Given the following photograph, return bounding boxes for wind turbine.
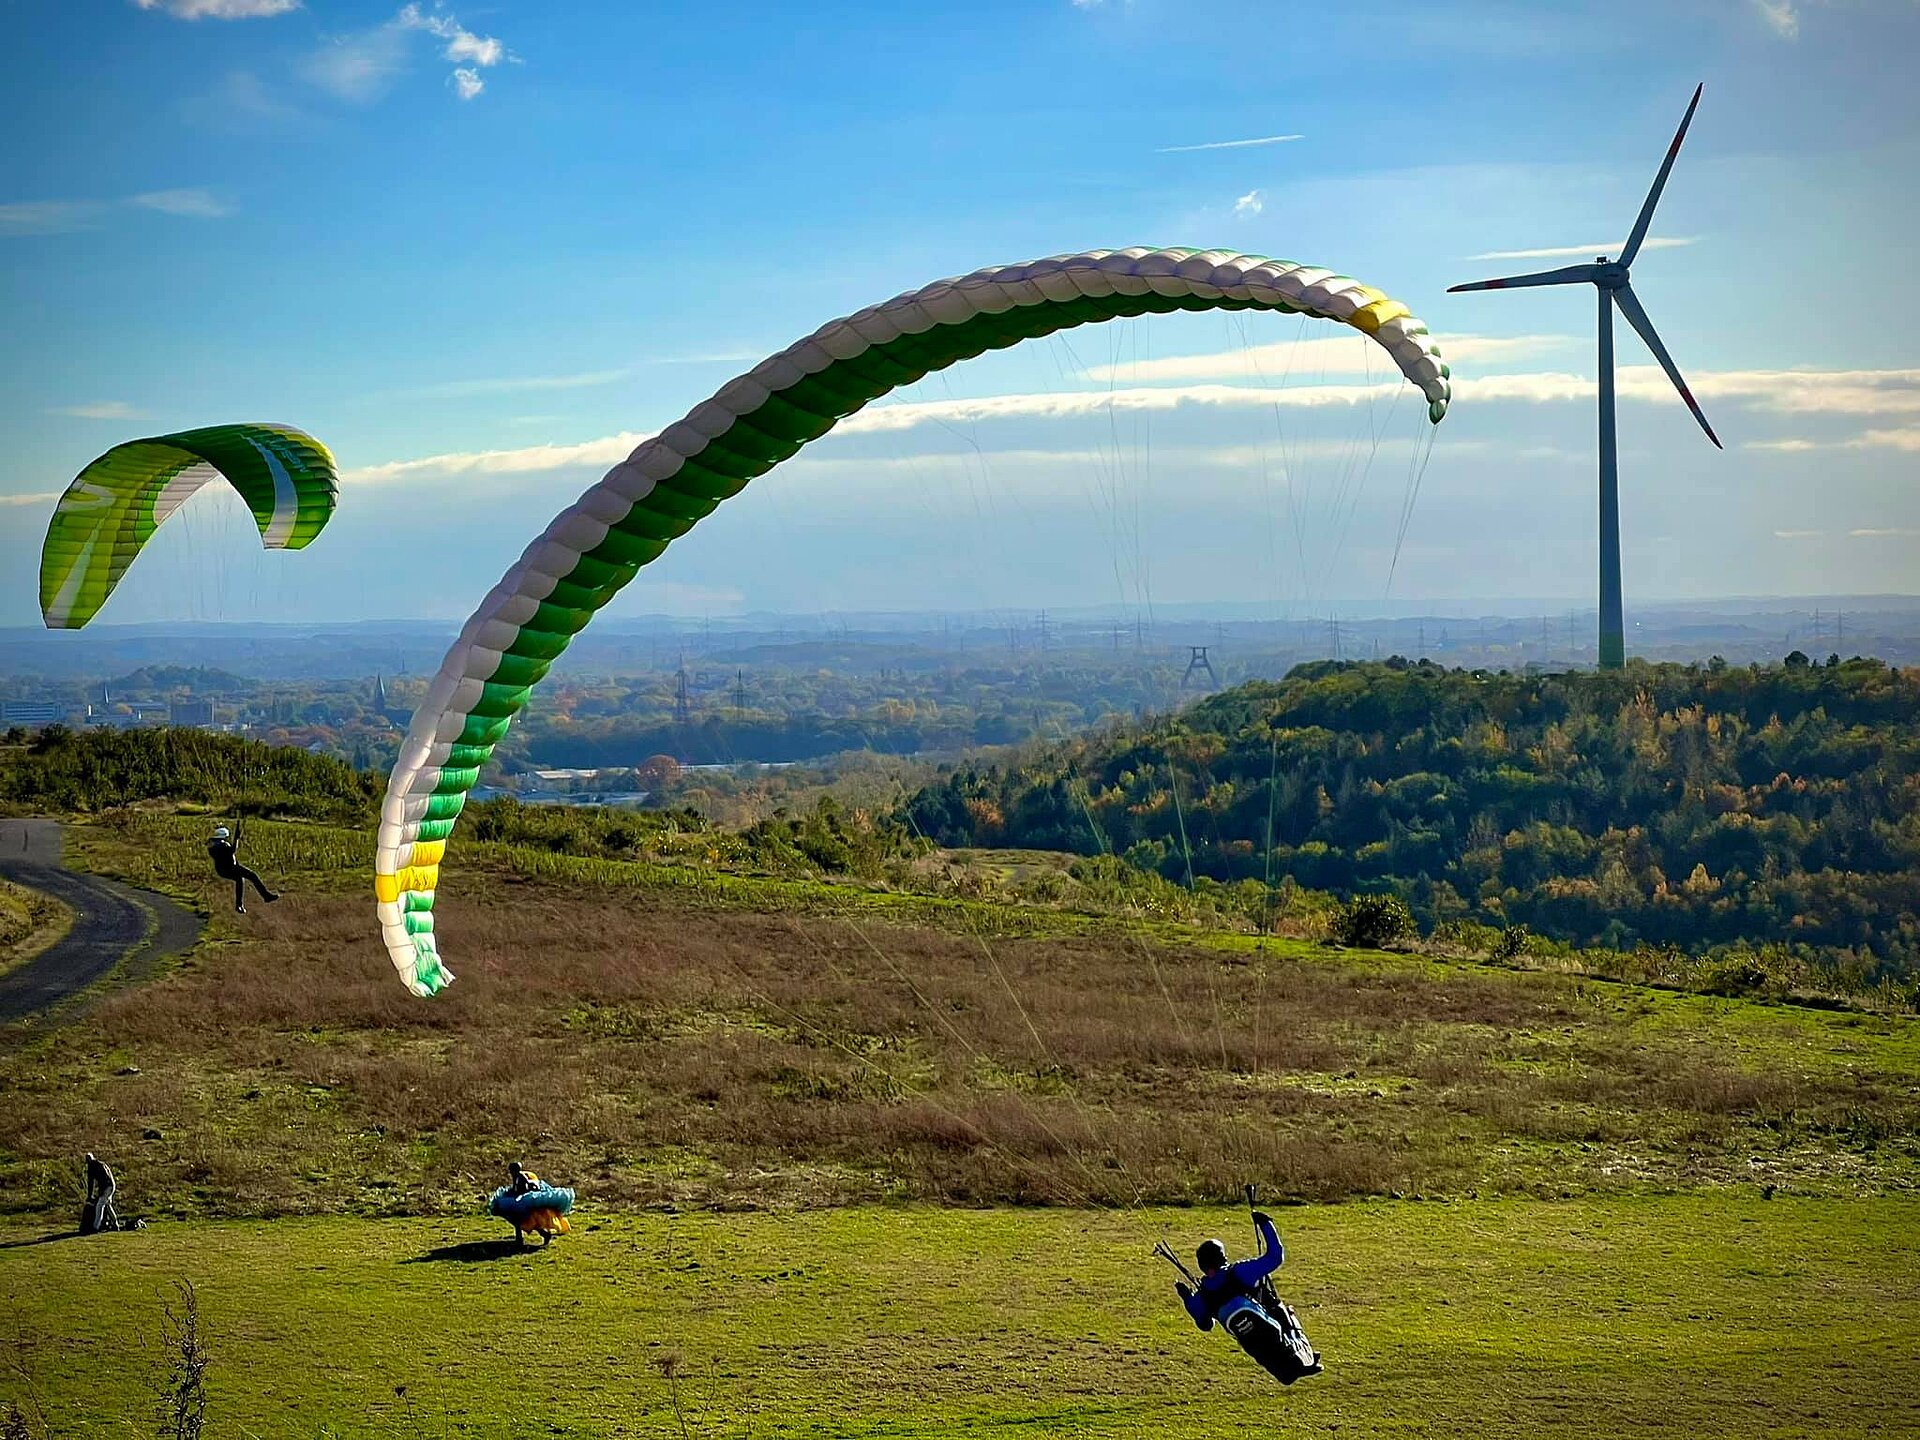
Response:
[1450,84,1721,670]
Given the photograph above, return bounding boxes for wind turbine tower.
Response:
[1451,85,1721,670]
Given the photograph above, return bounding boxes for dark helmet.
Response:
[1196,1238,1227,1272]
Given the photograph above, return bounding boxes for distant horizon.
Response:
[3,591,1918,639]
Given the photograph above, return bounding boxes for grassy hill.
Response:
[903,658,1920,998]
[2,812,1914,1220]
[1,788,1914,1434]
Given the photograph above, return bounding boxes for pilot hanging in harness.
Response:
[1158,1187,1323,1385]
[206,825,278,914]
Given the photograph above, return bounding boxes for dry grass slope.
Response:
[1,812,1914,1218]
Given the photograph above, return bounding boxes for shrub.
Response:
[1332,893,1417,949]
[1494,924,1533,962]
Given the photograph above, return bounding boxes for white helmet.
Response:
[213,826,231,840]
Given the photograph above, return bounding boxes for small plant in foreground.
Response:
[154,1280,209,1440]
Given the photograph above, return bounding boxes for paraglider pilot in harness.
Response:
[1157,1187,1322,1385]
[207,825,277,914]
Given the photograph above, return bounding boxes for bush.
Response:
[1332,893,1417,949]
[1494,924,1533,962]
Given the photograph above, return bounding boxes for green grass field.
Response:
[4,1197,1915,1438]
[3,811,1917,1435]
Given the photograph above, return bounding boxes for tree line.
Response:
[899,656,1920,987]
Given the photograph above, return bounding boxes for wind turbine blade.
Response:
[1615,282,1721,448]
[1619,84,1703,269]
[1448,263,1601,293]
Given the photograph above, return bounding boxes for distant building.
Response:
[372,674,409,726]
[169,699,215,727]
[127,702,169,725]
[1,701,63,728]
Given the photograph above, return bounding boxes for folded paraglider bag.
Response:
[488,1185,575,1235]
[1225,1306,1317,1385]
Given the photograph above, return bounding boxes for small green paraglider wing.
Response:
[40,423,338,629]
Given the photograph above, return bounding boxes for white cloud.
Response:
[1083,334,1573,385]
[642,349,766,366]
[1750,426,1920,454]
[4,190,236,237]
[1849,528,1919,538]
[398,369,631,400]
[303,6,509,104]
[133,0,299,17]
[1455,365,1920,417]
[302,23,410,102]
[1852,427,1920,451]
[48,401,142,420]
[0,201,102,236]
[342,431,656,485]
[1753,0,1800,38]
[1158,134,1303,154]
[1773,529,1824,539]
[128,187,233,218]
[398,4,510,96]
[0,491,62,508]
[1465,237,1697,262]
[333,363,1920,489]
[1233,189,1264,219]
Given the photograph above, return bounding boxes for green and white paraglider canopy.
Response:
[39,423,338,629]
[374,247,1454,997]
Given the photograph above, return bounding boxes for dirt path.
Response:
[0,819,201,1024]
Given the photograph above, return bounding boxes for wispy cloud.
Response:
[398,369,632,400]
[336,363,1920,487]
[396,3,510,99]
[1157,134,1303,154]
[0,491,62,509]
[1753,0,1800,38]
[0,201,102,236]
[343,424,1468,491]
[133,0,299,17]
[1233,189,1264,219]
[305,6,511,104]
[189,69,303,126]
[343,431,656,485]
[302,22,410,102]
[1850,527,1919,538]
[1773,529,1824,539]
[1083,334,1573,385]
[48,401,142,420]
[398,4,503,65]
[1465,237,1698,261]
[642,349,766,367]
[4,189,235,238]
[1459,365,1920,417]
[1749,426,1920,453]
[129,187,233,218]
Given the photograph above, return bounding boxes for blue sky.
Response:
[2,0,1916,627]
